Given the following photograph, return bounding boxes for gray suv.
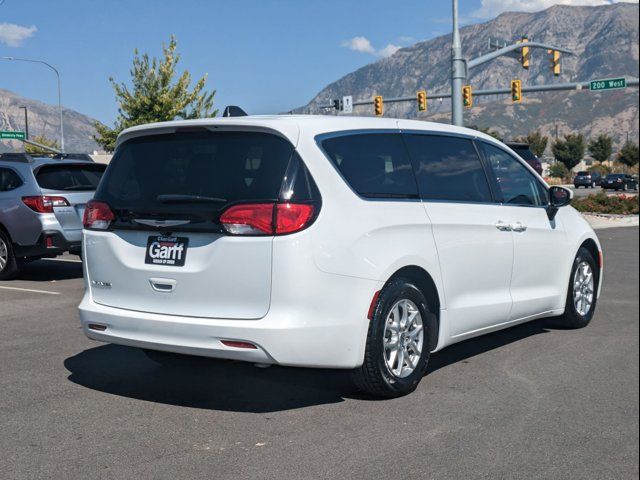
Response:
[0,153,106,279]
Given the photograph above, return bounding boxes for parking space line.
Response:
[0,285,61,295]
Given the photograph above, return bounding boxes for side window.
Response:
[0,168,23,192]
[320,133,418,198]
[480,142,547,206]
[403,134,493,203]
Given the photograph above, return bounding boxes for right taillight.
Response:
[83,200,114,230]
[219,202,315,236]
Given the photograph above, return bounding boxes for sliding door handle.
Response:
[495,221,512,232]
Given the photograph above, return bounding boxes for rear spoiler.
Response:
[0,153,94,163]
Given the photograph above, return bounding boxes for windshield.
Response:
[36,163,106,191]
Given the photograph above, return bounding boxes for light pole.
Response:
[1,56,64,152]
[451,0,465,126]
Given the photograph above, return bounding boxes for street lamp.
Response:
[1,56,64,152]
[19,106,29,140]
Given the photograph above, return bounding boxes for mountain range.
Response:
[0,88,100,153]
[295,3,640,149]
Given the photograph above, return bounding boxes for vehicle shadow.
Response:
[64,319,551,413]
[16,258,83,282]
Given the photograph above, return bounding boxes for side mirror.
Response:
[546,186,572,221]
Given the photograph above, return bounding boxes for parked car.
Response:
[574,170,602,188]
[601,173,639,191]
[504,142,543,176]
[79,116,602,398]
[0,153,106,279]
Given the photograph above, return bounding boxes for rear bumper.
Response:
[14,230,80,259]
[79,274,380,369]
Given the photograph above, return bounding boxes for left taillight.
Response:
[219,202,315,236]
[83,200,114,230]
[22,196,69,213]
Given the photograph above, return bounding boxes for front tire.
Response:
[353,278,431,398]
[0,230,19,280]
[551,247,598,329]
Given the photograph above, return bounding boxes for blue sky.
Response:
[0,0,635,124]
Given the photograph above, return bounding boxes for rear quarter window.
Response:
[36,163,106,191]
[319,133,418,198]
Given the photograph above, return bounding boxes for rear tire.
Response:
[550,247,598,329]
[0,230,19,280]
[353,278,431,398]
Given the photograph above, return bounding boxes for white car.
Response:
[79,115,602,398]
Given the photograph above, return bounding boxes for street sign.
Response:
[342,96,353,114]
[589,77,626,91]
[0,131,26,140]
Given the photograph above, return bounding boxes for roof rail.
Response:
[0,153,34,163]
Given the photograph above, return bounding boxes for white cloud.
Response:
[342,36,402,58]
[472,0,638,18]
[342,36,376,54]
[377,44,401,58]
[0,23,37,47]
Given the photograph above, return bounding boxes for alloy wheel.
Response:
[0,237,8,272]
[573,261,594,317]
[383,299,424,378]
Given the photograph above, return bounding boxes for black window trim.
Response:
[474,139,550,209]
[0,166,25,192]
[315,129,421,203]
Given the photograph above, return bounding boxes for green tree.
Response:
[517,130,548,158]
[587,134,613,164]
[94,36,217,152]
[617,141,639,168]
[552,133,585,171]
[24,135,60,154]
[548,162,569,180]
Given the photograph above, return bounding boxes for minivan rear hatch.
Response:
[86,129,313,319]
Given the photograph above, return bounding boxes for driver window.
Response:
[480,143,547,206]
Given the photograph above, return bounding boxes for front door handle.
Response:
[495,221,512,232]
[511,221,527,232]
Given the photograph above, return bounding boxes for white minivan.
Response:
[79,116,602,397]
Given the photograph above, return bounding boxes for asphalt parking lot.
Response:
[570,185,639,198]
[1,227,638,480]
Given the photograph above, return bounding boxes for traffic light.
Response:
[417,90,427,112]
[548,49,561,76]
[520,36,530,69]
[462,86,472,108]
[374,95,383,116]
[511,79,522,103]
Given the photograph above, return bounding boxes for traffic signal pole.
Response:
[451,0,465,126]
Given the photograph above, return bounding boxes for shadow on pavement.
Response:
[65,319,550,412]
[16,258,83,282]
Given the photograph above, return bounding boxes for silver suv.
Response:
[0,153,106,279]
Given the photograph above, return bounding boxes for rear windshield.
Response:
[607,174,625,179]
[509,146,538,163]
[95,131,296,213]
[577,171,589,176]
[36,163,106,191]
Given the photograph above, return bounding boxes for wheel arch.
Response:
[385,265,441,352]
[579,237,601,283]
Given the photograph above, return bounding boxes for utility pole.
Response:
[19,106,29,140]
[451,0,465,126]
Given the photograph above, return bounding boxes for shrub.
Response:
[548,162,569,180]
[572,192,639,215]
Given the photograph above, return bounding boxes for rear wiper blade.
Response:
[156,194,228,204]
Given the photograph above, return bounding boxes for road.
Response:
[569,185,639,198]
[1,228,638,480]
